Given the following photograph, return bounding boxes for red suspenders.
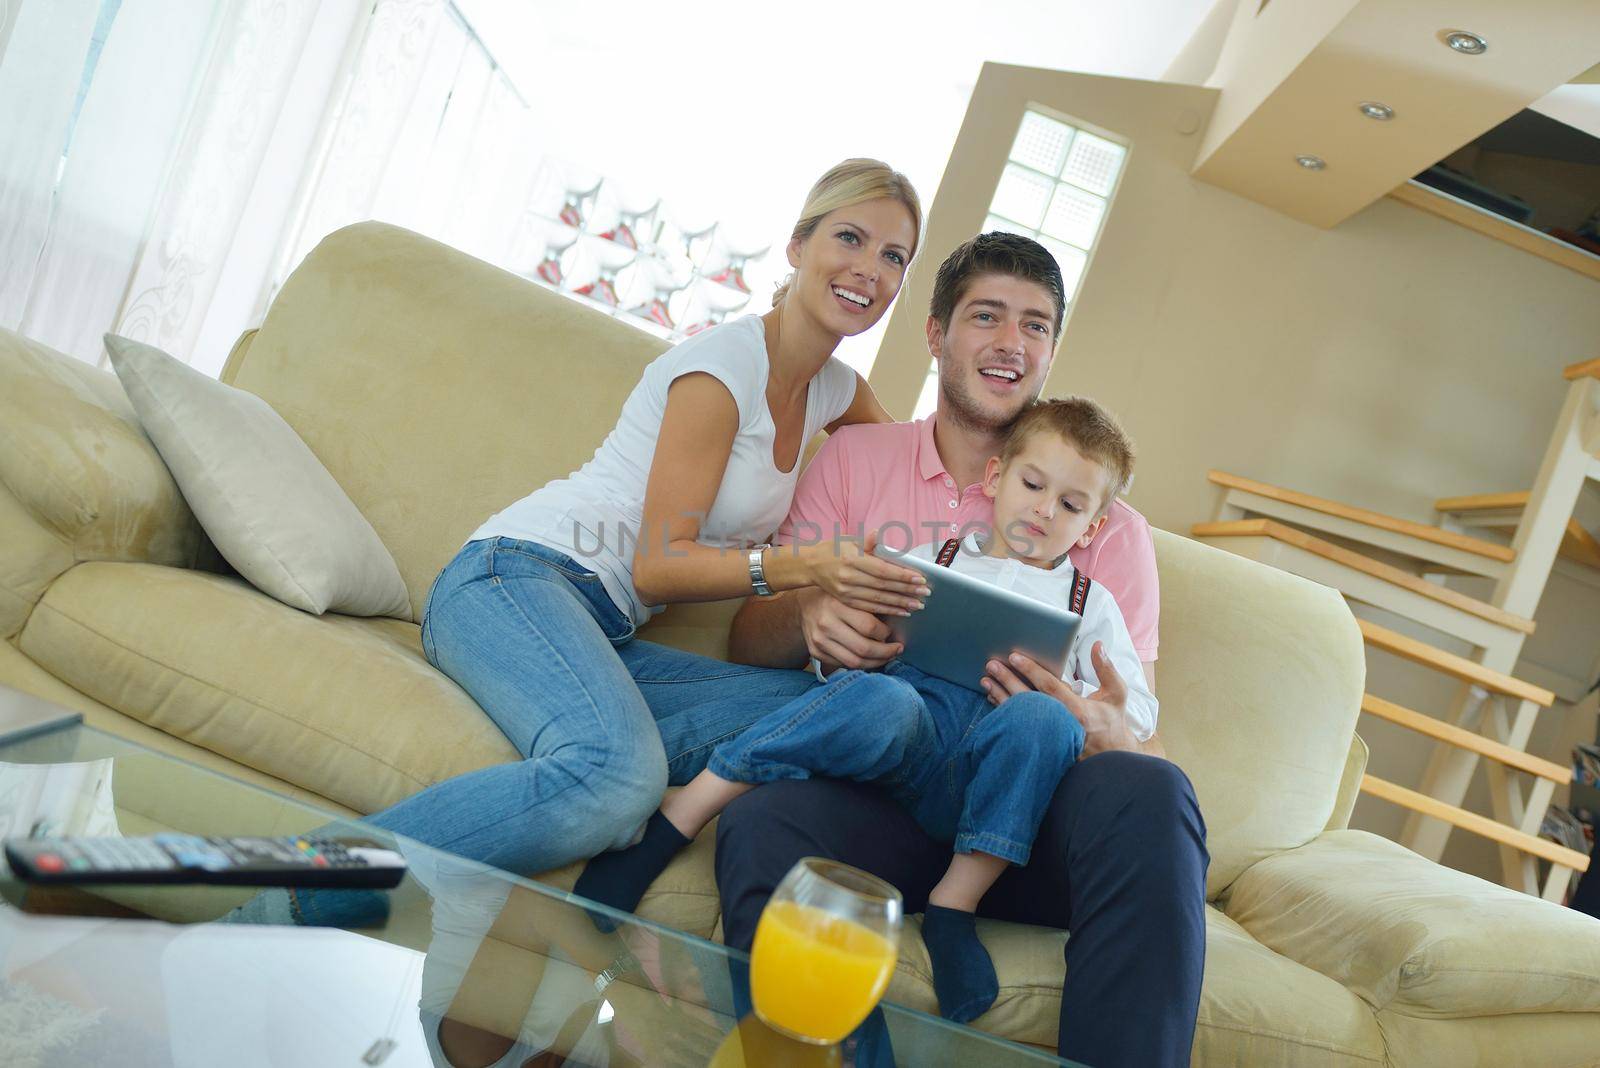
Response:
[1069,568,1092,616]
[932,538,1093,616]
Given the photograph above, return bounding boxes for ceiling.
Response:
[1182,0,1600,227]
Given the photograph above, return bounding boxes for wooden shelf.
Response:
[1192,518,1535,634]
[1357,618,1555,706]
[1434,491,1529,513]
[1361,774,1589,871]
[1435,490,1600,570]
[1388,181,1600,287]
[1360,693,1571,783]
[1208,471,1513,562]
[1564,356,1600,382]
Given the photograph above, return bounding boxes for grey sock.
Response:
[218,887,297,925]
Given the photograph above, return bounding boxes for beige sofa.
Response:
[4,222,1599,1065]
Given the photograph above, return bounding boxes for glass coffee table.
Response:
[0,685,1075,1066]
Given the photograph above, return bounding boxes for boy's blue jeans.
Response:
[708,661,1086,865]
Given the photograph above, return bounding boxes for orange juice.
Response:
[750,900,898,1044]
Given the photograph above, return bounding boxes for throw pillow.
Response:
[104,334,412,620]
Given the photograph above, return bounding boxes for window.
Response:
[913,108,1127,418]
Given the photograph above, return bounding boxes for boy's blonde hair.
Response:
[771,158,922,307]
[1000,396,1136,518]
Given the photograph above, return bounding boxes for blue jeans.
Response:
[361,537,819,875]
[708,661,1085,865]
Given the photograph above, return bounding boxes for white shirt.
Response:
[908,532,1159,741]
[472,315,858,627]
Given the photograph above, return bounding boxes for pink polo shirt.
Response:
[774,416,1160,661]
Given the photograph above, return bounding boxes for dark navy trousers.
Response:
[715,751,1208,1067]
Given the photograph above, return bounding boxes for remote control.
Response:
[3,834,407,889]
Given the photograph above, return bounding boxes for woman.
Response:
[383,159,927,878]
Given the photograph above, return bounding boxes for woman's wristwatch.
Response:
[747,543,774,596]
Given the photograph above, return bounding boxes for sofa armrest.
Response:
[0,328,202,634]
[1323,734,1369,832]
[1221,828,1600,1019]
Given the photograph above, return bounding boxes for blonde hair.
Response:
[1001,396,1136,518]
[771,158,922,308]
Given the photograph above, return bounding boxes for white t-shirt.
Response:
[472,315,858,627]
[907,532,1159,741]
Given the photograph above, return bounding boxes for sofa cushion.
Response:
[1149,529,1366,898]
[1224,828,1600,1018]
[224,222,670,622]
[0,638,356,816]
[19,561,518,814]
[1375,1008,1600,1068]
[1193,907,1386,1065]
[104,335,411,620]
[871,905,1385,1060]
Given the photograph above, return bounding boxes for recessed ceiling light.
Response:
[1359,101,1395,121]
[1442,30,1488,55]
[1296,155,1327,171]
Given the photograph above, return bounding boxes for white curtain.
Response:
[274,0,452,286]
[115,0,324,364]
[2,0,538,371]
[0,0,363,369]
[272,0,540,295]
[0,0,102,329]
[12,0,225,364]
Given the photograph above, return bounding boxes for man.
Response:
[719,233,1208,1067]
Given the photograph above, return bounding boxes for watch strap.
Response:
[748,545,774,596]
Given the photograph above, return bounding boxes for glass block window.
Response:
[915,109,1127,418]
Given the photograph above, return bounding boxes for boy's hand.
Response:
[981,642,1139,757]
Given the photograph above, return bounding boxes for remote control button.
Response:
[34,854,64,873]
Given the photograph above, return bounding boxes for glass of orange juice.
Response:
[749,857,902,1045]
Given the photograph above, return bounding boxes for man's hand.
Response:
[797,587,903,671]
[982,642,1145,757]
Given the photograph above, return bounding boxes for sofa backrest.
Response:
[232,223,1366,897]
[225,222,671,621]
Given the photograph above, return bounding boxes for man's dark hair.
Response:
[929,231,1066,339]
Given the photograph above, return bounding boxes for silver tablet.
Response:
[874,547,1080,691]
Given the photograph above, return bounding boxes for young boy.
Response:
[576,396,1157,1023]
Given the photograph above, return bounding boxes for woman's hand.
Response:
[796,529,929,617]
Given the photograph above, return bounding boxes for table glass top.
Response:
[0,689,1074,1066]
